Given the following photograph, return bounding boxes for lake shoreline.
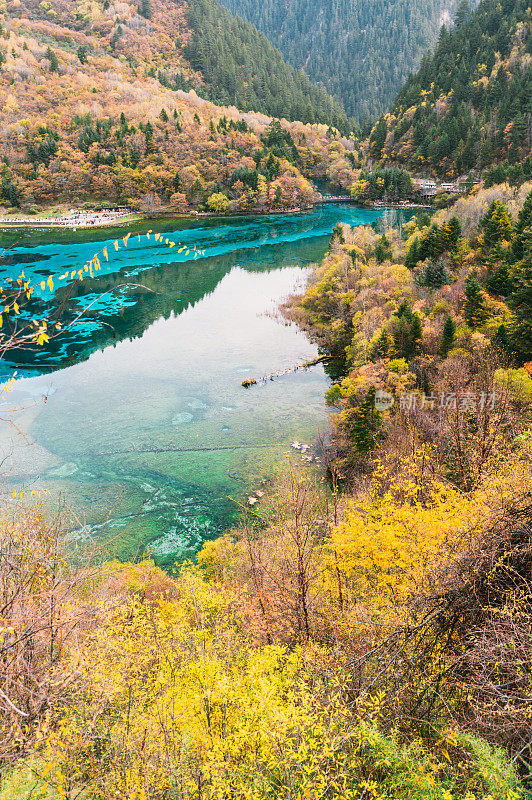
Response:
[0,204,320,233]
[0,202,434,235]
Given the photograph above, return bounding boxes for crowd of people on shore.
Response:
[0,208,132,229]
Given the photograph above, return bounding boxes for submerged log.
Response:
[240,355,330,388]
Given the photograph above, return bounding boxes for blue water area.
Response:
[0,204,405,566]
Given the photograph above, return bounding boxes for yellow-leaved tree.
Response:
[37,565,524,800]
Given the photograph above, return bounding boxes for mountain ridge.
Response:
[367,0,532,180]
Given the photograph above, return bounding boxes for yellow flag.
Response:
[114,240,119,251]
[169,242,175,248]
[103,247,108,261]
[70,271,76,280]
[47,277,53,291]
[41,281,45,291]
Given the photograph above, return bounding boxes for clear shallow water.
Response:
[0,205,400,566]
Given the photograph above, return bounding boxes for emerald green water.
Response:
[0,205,402,566]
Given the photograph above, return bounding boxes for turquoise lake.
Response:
[0,205,404,566]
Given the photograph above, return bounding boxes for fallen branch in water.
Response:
[241,355,330,388]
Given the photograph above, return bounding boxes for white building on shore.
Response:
[413,178,465,198]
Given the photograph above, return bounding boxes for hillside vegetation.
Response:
[183,0,348,130]
[367,0,532,180]
[291,185,532,473]
[1,444,531,798]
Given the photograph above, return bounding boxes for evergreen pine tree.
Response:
[144,121,154,153]
[349,386,381,454]
[369,116,387,159]
[464,270,487,327]
[418,259,450,289]
[139,0,151,19]
[77,45,88,64]
[45,47,59,72]
[508,231,532,361]
[370,329,390,360]
[447,216,462,249]
[511,190,532,261]
[486,262,511,296]
[405,238,420,270]
[454,0,471,29]
[493,323,511,356]
[481,200,513,247]
[439,315,456,358]
[391,301,423,359]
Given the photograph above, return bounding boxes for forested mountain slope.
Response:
[368,0,532,179]
[183,0,347,130]
[0,0,348,128]
[218,0,466,124]
[0,0,356,210]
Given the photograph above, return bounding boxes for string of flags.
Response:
[0,229,205,339]
[3,230,206,500]
[45,230,206,288]
[2,230,205,312]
